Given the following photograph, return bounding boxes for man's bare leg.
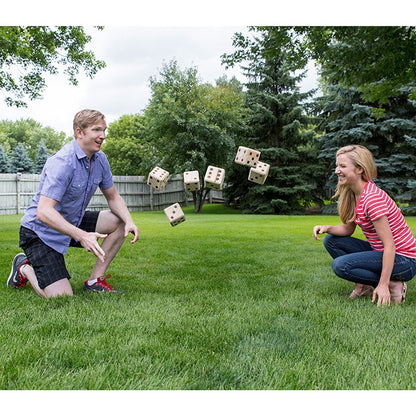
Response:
[20,264,73,298]
[89,210,126,280]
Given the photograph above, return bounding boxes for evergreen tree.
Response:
[10,143,33,173]
[222,27,323,213]
[34,140,49,173]
[0,144,10,173]
[318,85,416,212]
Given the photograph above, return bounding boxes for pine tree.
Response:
[34,140,49,173]
[222,28,322,213]
[0,145,10,173]
[318,85,416,212]
[10,143,33,173]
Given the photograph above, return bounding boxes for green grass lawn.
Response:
[0,205,415,390]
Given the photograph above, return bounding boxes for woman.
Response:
[313,145,416,306]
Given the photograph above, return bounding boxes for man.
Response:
[7,109,140,297]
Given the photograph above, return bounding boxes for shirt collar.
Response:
[73,139,98,161]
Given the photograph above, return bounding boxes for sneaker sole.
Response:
[7,253,27,287]
[83,285,124,294]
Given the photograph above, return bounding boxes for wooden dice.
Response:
[204,166,225,190]
[183,170,201,192]
[234,146,261,167]
[164,203,185,227]
[248,162,270,185]
[147,166,169,191]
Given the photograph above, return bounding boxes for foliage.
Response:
[0,118,68,161]
[34,140,49,174]
[221,27,324,214]
[1,211,416,390]
[144,60,248,212]
[0,26,106,107]
[296,26,416,105]
[10,142,33,173]
[102,114,149,175]
[0,144,10,172]
[318,85,416,207]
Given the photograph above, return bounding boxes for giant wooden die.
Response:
[204,166,225,190]
[164,203,186,227]
[234,146,261,167]
[183,170,201,192]
[147,166,169,191]
[248,161,270,185]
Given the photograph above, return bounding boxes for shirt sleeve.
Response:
[363,194,389,222]
[39,156,73,202]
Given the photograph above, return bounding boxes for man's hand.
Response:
[124,222,140,244]
[79,231,108,262]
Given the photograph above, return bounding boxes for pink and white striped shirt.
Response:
[355,181,416,258]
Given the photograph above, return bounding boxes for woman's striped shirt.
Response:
[355,181,416,258]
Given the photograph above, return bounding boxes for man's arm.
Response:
[37,195,107,261]
[101,185,140,244]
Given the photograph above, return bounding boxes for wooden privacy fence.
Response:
[0,173,224,215]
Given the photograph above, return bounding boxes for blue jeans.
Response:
[323,234,416,287]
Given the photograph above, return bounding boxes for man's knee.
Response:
[96,210,124,235]
[44,279,73,298]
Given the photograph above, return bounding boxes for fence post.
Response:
[149,186,154,211]
[16,172,22,215]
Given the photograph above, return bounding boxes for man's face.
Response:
[75,118,107,158]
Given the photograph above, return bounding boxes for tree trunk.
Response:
[194,188,209,213]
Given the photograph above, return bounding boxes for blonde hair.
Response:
[334,145,377,224]
[73,109,105,136]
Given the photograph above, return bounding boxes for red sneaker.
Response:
[83,275,123,294]
[7,253,30,288]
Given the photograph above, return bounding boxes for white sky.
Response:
[1,0,413,138]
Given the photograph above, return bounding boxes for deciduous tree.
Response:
[144,60,247,212]
[0,26,105,107]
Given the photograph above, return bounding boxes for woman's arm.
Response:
[313,222,356,241]
[371,215,396,306]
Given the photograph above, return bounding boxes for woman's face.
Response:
[335,153,363,186]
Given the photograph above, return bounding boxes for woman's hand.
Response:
[313,225,329,240]
[372,283,391,307]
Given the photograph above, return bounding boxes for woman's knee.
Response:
[331,257,344,277]
[323,234,335,250]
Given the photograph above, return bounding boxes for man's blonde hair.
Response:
[73,109,105,135]
[334,145,377,224]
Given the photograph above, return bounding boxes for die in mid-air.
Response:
[183,170,201,192]
[248,161,270,185]
[147,166,169,191]
[164,203,186,227]
[234,146,261,168]
[204,166,225,190]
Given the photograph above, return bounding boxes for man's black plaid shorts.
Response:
[19,211,99,289]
